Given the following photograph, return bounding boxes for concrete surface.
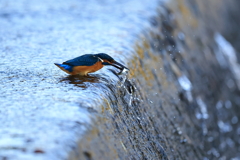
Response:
[0,0,159,159]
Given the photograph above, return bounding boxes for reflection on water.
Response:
[58,68,125,89]
[59,75,100,89]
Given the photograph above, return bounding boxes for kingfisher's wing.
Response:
[63,54,99,66]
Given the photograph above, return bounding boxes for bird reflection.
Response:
[59,74,100,89]
[59,68,129,89]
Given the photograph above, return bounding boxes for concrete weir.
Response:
[1,0,240,160]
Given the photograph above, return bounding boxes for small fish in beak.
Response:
[110,61,129,71]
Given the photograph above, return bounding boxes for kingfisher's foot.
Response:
[85,74,95,78]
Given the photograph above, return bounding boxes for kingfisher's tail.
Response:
[54,63,73,74]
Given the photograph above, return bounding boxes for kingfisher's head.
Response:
[95,53,114,63]
[95,53,129,71]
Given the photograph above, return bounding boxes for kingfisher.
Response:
[54,53,129,76]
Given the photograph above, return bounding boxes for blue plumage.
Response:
[54,63,73,72]
[63,54,98,66]
[95,53,114,62]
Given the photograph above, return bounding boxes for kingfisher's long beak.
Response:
[111,61,129,71]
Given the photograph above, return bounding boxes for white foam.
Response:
[215,33,240,89]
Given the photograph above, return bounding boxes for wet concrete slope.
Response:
[0,0,160,159]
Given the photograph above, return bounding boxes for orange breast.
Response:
[72,61,103,75]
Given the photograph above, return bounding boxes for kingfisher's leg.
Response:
[86,73,91,77]
[85,73,95,78]
[83,72,89,77]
